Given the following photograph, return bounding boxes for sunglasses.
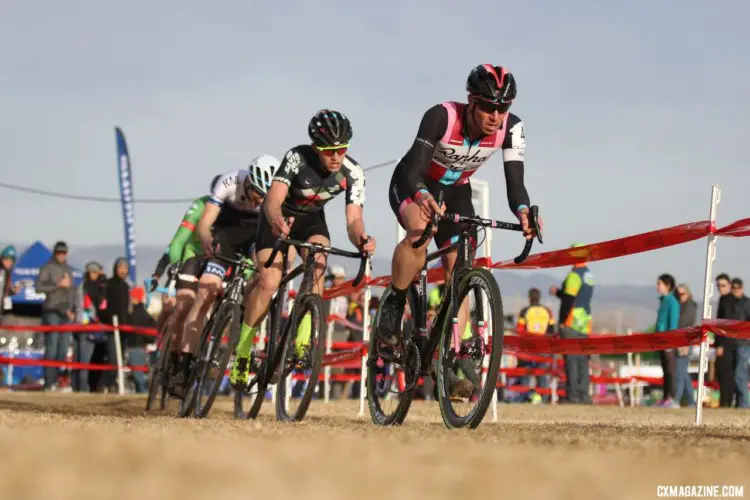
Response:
[316,144,349,157]
[473,97,512,115]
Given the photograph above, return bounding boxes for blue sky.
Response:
[1,0,748,292]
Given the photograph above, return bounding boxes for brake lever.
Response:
[512,205,542,264]
[264,235,286,268]
[411,190,443,249]
[530,205,543,244]
[353,254,370,288]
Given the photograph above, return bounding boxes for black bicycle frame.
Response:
[408,202,542,370]
[261,236,369,376]
[409,225,476,373]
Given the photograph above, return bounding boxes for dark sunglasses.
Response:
[474,98,512,115]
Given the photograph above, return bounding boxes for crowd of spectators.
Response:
[22,241,155,393]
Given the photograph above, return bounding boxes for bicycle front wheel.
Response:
[192,300,242,418]
[145,318,173,413]
[275,293,325,422]
[436,268,503,430]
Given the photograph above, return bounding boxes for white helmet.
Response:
[248,154,280,195]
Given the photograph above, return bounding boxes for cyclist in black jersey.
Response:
[229,109,377,388]
[379,65,539,386]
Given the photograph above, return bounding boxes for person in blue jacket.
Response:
[655,273,680,408]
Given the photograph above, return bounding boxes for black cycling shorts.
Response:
[255,208,331,254]
[176,256,204,292]
[389,178,477,249]
[205,205,258,279]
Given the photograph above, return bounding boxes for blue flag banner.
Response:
[115,126,137,283]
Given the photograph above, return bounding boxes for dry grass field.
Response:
[0,392,748,500]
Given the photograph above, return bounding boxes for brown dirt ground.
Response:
[0,392,747,500]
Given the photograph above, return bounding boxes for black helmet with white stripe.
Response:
[248,154,280,195]
[308,109,353,147]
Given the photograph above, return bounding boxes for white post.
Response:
[324,319,334,403]
[626,329,635,407]
[635,353,642,406]
[6,336,18,388]
[550,355,559,404]
[695,184,720,426]
[614,380,624,407]
[112,315,125,396]
[358,258,372,417]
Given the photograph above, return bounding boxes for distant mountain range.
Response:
[6,241,704,333]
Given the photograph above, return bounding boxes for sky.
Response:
[1,0,749,294]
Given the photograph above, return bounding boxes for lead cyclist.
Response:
[379,64,539,398]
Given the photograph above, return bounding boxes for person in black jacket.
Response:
[73,261,107,392]
[94,258,131,393]
[127,286,155,393]
[730,278,750,408]
[714,273,736,407]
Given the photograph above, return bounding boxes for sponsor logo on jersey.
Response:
[437,147,491,166]
[285,151,302,175]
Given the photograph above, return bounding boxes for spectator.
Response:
[714,273,736,407]
[34,241,78,391]
[550,243,595,404]
[674,283,697,407]
[339,287,366,399]
[73,261,107,392]
[730,278,750,408]
[654,273,679,408]
[326,265,349,318]
[127,286,155,393]
[323,265,350,398]
[516,288,555,402]
[95,257,131,393]
[0,245,21,320]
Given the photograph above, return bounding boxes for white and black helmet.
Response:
[248,154,280,195]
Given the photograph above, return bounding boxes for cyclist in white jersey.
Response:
[171,155,279,398]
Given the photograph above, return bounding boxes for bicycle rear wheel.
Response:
[234,291,285,419]
[436,268,503,429]
[145,317,173,413]
[275,293,325,422]
[366,284,421,426]
[177,305,217,418]
[191,300,242,418]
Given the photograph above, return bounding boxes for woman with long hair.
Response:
[655,274,680,407]
[674,283,697,407]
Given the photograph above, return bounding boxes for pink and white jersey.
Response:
[426,101,524,186]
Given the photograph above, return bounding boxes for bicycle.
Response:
[367,196,542,429]
[234,236,369,422]
[178,253,256,419]
[145,264,179,413]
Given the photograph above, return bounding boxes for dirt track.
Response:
[0,392,748,500]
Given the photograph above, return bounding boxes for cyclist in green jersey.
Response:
[148,175,220,396]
